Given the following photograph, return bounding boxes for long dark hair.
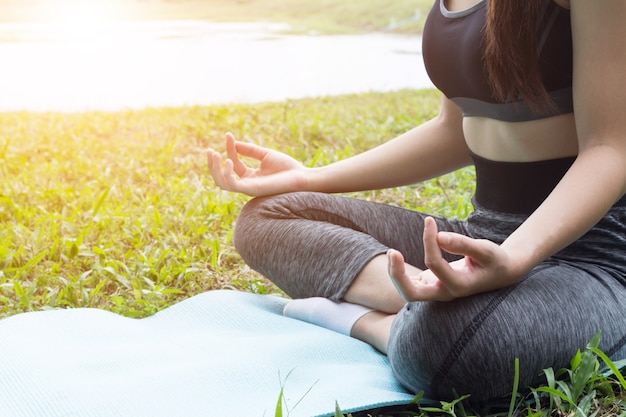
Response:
[483,0,555,113]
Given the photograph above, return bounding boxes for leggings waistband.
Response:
[470,151,626,214]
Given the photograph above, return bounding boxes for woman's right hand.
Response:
[207,132,308,196]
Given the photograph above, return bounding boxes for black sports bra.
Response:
[422,0,573,122]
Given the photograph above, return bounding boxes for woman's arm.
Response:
[208,97,470,196]
[390,0,626,301]
[500,0,626,277]
[304,97,470,193]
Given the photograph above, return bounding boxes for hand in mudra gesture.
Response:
[207,132,307,197]
[388,217,521,301]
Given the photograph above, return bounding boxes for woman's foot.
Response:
[282,297,374,336]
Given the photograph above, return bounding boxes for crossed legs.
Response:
[233,191,458,352]
[233,192,626,402]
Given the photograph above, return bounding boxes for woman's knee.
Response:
[233,192,318,264]
[233,197,276,256]
[232,196,263,258]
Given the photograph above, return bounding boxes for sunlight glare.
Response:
[44,0,128,41]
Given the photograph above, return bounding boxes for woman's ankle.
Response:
[350,312,395,354]
[282,297,374,336]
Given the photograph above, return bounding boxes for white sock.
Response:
[283,297,374,336]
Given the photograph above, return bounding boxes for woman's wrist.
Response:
[499,238,543,284]
[301,165,354,194]
[298,166,324,192]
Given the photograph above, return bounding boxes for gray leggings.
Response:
[233,191,626,403]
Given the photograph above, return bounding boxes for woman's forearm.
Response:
[501,0,626,279]
[303,103,471,194]
[501,145,626,278]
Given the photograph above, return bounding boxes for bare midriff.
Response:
[463,113,578,162]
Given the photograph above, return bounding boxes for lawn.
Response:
[1,90,625,417]
[0,89,454,318]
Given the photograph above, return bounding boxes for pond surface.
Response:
[0,21,433,112]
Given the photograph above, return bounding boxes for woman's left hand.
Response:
[388,217,523,301]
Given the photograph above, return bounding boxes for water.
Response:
[0,21,433,112]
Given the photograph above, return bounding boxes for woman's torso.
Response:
[425,0,577,163]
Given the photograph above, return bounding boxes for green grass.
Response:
[0,0,433,34]
[0,89,451,319]
[2,89,624,417]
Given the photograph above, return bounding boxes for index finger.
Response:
[437,232,497,266]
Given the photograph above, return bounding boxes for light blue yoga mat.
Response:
[0,290,415,417]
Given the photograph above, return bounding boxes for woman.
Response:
[207,0,626,404]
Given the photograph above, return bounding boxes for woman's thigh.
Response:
[387,260,626,404]
[234,192,467,300]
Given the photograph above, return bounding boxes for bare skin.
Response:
[208,0,626,353]
[351,311,395,354]
[345,254,412,353]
